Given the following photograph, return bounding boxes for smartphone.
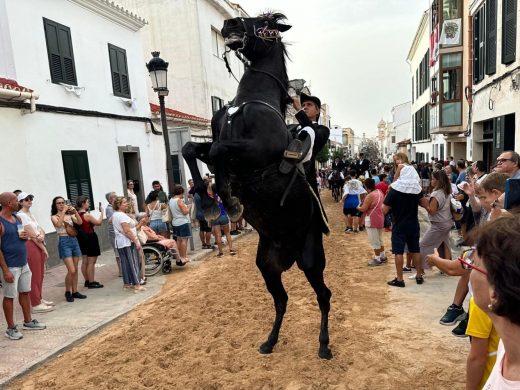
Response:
[504,179,520,209]
[98,202,102,209]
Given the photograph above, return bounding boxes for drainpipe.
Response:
[0,89,39,112]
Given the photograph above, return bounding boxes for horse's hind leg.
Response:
[301,232,332,359]
[256,236,288,354]
[304,266,332,359]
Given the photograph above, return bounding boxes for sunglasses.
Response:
[496,158,513,165]
[22,196,34,202]
[458,247,488,275]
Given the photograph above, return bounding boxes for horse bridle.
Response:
[222,18,292,102]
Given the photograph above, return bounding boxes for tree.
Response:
[358,139,380,162]
[316,144,330,164]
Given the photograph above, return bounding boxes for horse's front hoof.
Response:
[204,203,221,222]
[228,203,244,223]
[259,341,274,354]
[318,346,333,360]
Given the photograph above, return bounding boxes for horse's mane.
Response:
[256,11,290,114]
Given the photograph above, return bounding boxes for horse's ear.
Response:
[277,23,291,32]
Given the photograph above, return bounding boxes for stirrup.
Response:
[280,139,303,174]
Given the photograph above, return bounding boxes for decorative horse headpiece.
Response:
[221,13,291,55]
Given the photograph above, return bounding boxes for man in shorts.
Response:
[382,187,423,287]
[0,192,46,340]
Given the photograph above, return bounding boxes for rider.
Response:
[280,93,330,195]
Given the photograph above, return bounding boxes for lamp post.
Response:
[146,51,174,196]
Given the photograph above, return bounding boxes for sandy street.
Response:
[11,191,469,390]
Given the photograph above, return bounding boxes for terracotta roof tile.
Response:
[150,103,209,124]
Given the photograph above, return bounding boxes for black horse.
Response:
[182,13,332,359]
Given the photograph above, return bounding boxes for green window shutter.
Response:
[61,151,94,208]
[486,0,497,74]
[502,0,517,64]
[43,18,77,86]
[108,44,131,98]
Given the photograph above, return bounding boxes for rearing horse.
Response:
[182,13,333,359]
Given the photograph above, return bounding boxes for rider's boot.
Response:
[279,133,312,175]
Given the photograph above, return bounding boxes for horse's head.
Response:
[222,13,291,59]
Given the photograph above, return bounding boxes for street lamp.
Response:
[146,51,174,196]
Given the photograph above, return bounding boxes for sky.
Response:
[235,0,430,137]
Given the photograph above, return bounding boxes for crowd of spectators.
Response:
[328,150,520,389]
[0,176,245,340]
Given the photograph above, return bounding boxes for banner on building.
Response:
[440,18,461,46]
[430,25,439,66]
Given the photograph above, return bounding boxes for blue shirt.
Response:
[0,215,28,267]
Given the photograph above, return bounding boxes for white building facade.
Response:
[469,0,519,168]
[408,9,447,163]
[0,0,164,264]
[118,0,249,186]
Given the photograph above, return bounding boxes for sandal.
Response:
[229,249,237,256]
[216,252,224,258]
[176,259,189,266]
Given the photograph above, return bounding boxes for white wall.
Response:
[0,0,168,232]
[4,0,150,116]
[0,108,166,233]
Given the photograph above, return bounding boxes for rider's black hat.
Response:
[300,93,321,110]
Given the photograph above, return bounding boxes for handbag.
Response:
[450,197,464,221]
[137,228,148,245]
[162,203,172,223]
[64,222,78,237]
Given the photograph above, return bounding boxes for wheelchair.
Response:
[142,241,181,276]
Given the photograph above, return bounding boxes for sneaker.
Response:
[87,281,104,289]
[32,303,54,313]
[230,230,241,235]
[139,278,147,285]
[439,304,466,326]
[23,319,46,330]
[451,315,469,337]
[5,326,23,340]
[416,276,424,285]
[42,299,55,306]
[65,291,74,303]
[402,267,413,272]
[72,292,87,299]
[387,278,405,288]
[344,227,352,233]
[367,258,382,267]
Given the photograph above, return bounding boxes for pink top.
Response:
[366,189,384,229]
[483,341,520,390]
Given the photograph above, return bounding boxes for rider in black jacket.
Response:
[280,93,330,195]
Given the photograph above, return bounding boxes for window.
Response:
[502,0,517,64]
[414,104,430,142]
[211,96,224,115]
[416,51,430,99]
[43,18,77,85]
[211,28,225,58]
[441,52,462,127]
[486,0,497,74]
[61,151,94,208]
[391,136,396,143]
[443,0,461,19]
[473,6,486,84]
[108,44,131,98]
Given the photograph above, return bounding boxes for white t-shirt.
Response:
[111,211,135,249]
[17,211,40,232]
[483,340,520,390]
